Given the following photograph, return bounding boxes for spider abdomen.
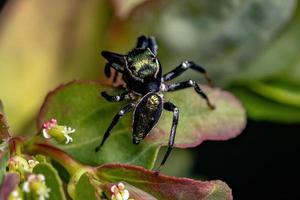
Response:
[132,92,163,144]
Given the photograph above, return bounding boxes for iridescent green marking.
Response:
[128,49,159,78]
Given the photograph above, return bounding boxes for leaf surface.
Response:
[38,81,246,168]
[33,163,66,200]
[96,163,232,200]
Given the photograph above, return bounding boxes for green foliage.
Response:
[33,163,66,200]
[37,81,245,169]
[153,0,297,84]
[0,150,9,184]
[231,86,300,123]
[75,174,98,200]
[230,3,300,123]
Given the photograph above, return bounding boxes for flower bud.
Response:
[23,174,50,200]
[8,188,22,200]
[8,155,30,181]
[111,182,134,200]
[42,118,75,144]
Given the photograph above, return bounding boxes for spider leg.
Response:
[136,35,158,55]
[102,51,125,66]
[101,91,132,102]
[167,80,215,109]
[162,61,212,86]
[101,51,125,84]
[95,103,134,152]
[104,63,122,85]
[156,101,179,173]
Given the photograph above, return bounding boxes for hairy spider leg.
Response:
[102,51,125,72]
[104,63,112,77]
[162,61,212,86]
[156,102,179,173]
[101,91,131,102]
[102,51,125,84]
[104,63,122,85]
[102,51,125,66]
[95,103,134,152]
[136,35,158,55]
[166,80,215,109]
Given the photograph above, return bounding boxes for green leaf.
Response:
[38,81,245,169]
[230,86,300,123]
[75,172,158,200]
[96,163,232,200]
[228,3,300,123]
[75,174,98,200]
[236,2,300,81]
[246,81,300,108]
[33,163,66,200]
[0,150,9,185]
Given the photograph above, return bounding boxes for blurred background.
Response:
[0,0,299,199]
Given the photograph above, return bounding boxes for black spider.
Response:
[95,36,214,171]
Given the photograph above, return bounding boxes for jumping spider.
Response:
[95,36,215,171]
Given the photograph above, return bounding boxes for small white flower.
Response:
[111,182,133,200]
[61,126,75,144]
[36,187,51,200]
[23,181,30,193]
[8,189,22,200]
[42,118,75,144]
[28,159,39,169]
[23,174,50,200]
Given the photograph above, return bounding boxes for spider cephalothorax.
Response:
[96,36,214,171]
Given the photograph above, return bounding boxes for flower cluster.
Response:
[8,156,39,181]
[111,182,134,200]
[8,189,22,200]
[23,174,50,200]
[42,118,75,144]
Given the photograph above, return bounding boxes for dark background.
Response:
[193,121,300,200]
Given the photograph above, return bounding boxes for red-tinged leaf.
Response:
[96,163,232,200]
[37,81,245,169]
[0,173,20,200]
[148,85,246,148]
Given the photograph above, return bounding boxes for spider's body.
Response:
[96,36,214,171]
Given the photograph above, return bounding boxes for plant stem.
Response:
[26,142,91,175]
[9,137,23,156]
